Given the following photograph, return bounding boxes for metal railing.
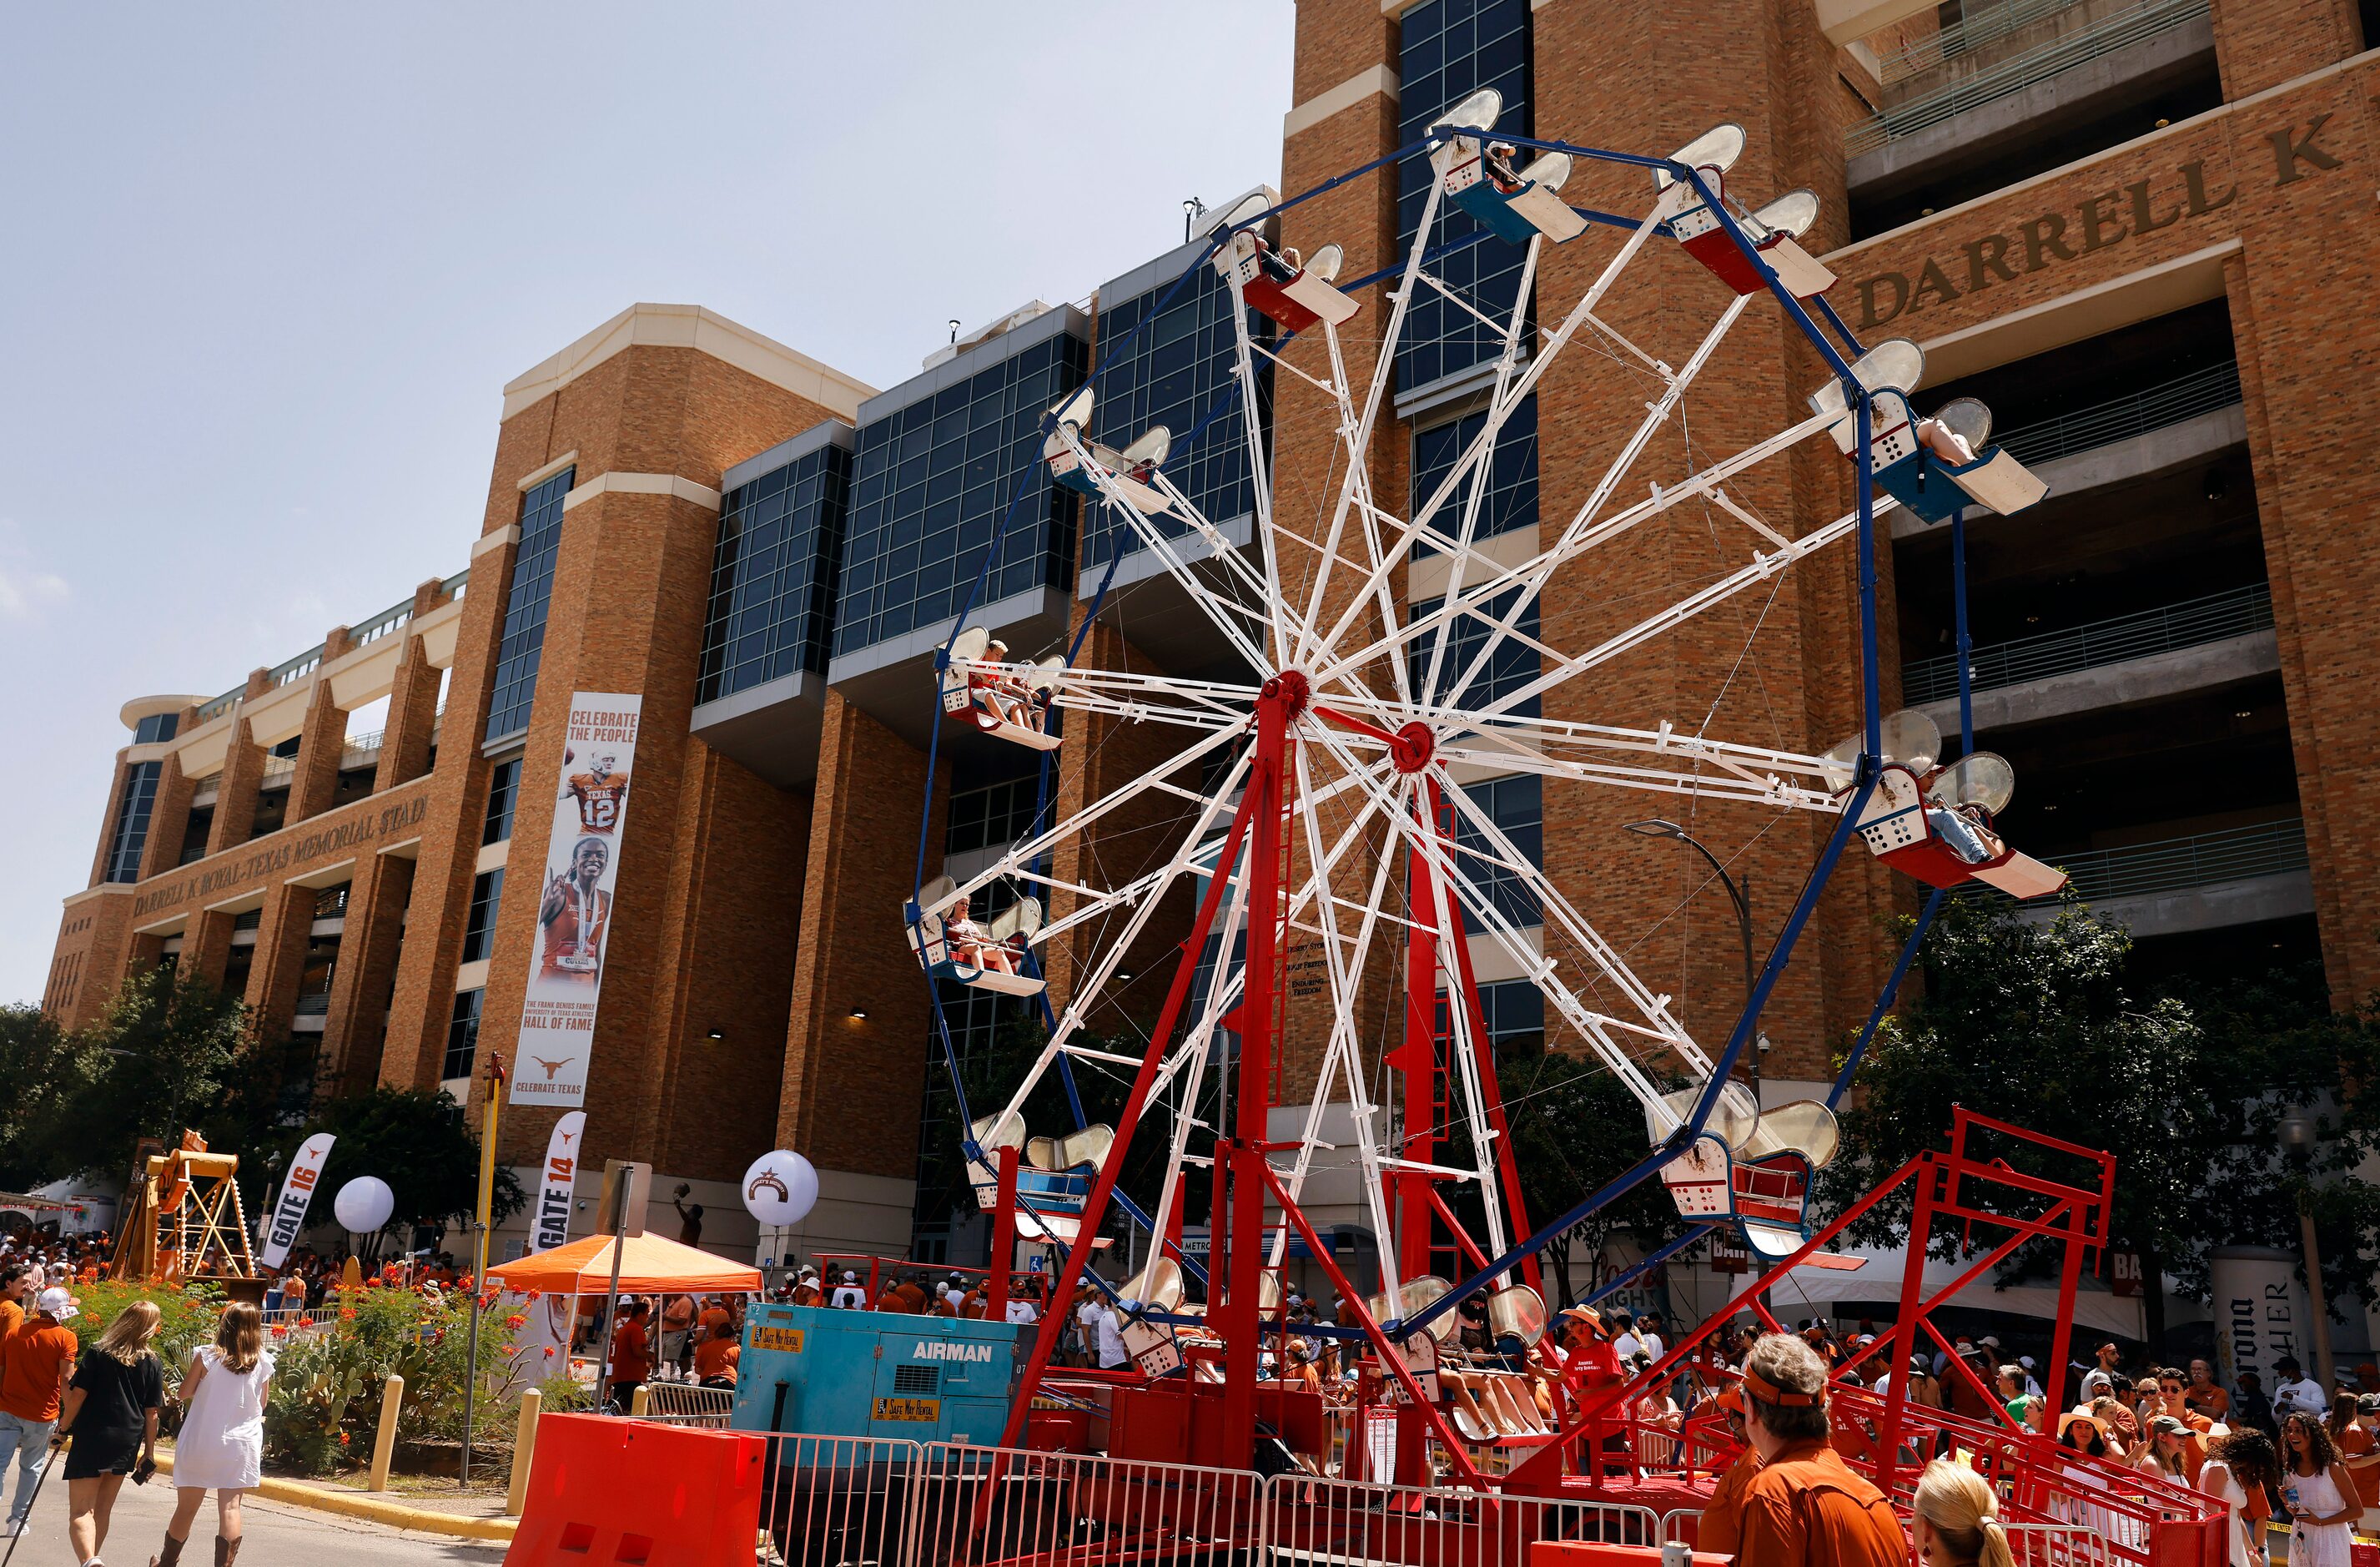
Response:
[1995,360,2242,469]
[259,753,298,781]
[294,990,332,1016]
[341,728,385,762]
[350,596,414,650]
[1845,0,2211,155]
[269,646,325,688]
[631,1381,733,1427]
[181,571,468,729]
[1902,582,2272,704]
[1871,0,2085,83]
[2050,817,2309,903]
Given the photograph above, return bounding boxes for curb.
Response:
[153,1450,519,1541]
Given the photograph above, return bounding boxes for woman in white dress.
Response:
[148,1302,274,1567]
[2199,1425,2279,1567]
[2282,1410,2357,1567]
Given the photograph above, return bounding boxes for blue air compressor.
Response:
[731,1303,1029,1448]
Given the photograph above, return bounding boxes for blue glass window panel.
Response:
[460,869,505,965]
[1397,0,1535,392]
[484,466,576,742]
[835,333,1087,658]
[946,777,1042,856]
[104,761,162,883]
[1454,772,1542,929]
[1409,587,1542,718]
[699,441,853,702]
[133,713,179,744]
[442,989,483,1081]
[1411,396,1538,557]
[481,757,521,846]
[1082,265,1272,571]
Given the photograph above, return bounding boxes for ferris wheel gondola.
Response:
[1432,88,1589,244]
[1810,342,2050,523]
[1658,124,1838,300]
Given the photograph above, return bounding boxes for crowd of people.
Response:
[0,1260,274,1567]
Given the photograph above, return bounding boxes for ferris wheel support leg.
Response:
[1219,683,1293,1463]
[989,713,1276,1455]
[1826,885,1946,1111]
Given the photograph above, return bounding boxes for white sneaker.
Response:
[0,1519,23,1536]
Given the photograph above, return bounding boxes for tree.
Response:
[1822,894,2380,1337]
[1494,1043,1690,1307]
[0,1004,98,1191]
[266,1088,525,1258]
[68,969,294,1185]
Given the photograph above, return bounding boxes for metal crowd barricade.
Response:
[905,1441,1263,1567]
[638,1381,735,1428]
[2004,1524,2122,1567]
[752,1433,922,1567]
[1260,1471,1662,1567]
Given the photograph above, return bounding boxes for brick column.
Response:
[2210,0,2361,99]
[373,592,449,794]
[136,753,195,881]
[181,908,236,990]
[319,851,415,1093]
[208,714,269,857]
[778,691,945,1196]
[633,744,812,1180]
[287,629,354,825]
[244,881,316,1040]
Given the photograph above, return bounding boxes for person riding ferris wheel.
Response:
[900,88,2063,1469]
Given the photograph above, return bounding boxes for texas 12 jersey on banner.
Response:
[511,693,642,1108]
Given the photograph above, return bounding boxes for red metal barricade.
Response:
[506,1414,766,1566]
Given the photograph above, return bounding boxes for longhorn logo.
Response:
[531,1056,572,1080]
[747,1169,791,1204]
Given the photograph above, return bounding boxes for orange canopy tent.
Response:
[483,1232,762,1295]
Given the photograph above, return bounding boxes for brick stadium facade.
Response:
[44,0,2380,1266]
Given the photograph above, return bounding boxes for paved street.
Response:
[3,1472,509,1566]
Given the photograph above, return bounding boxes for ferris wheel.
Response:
[902,91,2060,1469]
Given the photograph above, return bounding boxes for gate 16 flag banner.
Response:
[511,693,642,1108]
[532,1111,586,1252]
[260,1132,335,1269]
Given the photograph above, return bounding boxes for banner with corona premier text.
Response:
[532,1111,586,1252]
[510,693,642,1108]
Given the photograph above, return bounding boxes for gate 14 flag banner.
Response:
[511,693,642,1108]
[260,1131,335,1269]
[532,1111,586,1252]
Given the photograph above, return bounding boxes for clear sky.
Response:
[0,3,1295,1005]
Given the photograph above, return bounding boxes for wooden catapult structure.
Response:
[109,1131,259,1285]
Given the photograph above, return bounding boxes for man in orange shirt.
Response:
[692,1322,741,1388]
[0,1264,30,1339]
[1697,1387,1764,1556]
[1733,1333,1909,1567]
[0,1287,78,1535]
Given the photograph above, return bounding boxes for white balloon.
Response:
[740,1151,818,1227]
[333,1176,395,1234]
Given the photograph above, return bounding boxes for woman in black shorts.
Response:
[53,1300,164,1566]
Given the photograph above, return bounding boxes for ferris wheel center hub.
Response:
[1262,668,1312,717]
[1391,721,1436,773]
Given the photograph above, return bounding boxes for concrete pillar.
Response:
[181,908,236,991]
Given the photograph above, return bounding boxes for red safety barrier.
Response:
[506,1413,766,1566]
[1531,1544,1728,1567]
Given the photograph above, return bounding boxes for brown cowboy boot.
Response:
[148,1534,187,1567]
[214,1538,240,1566]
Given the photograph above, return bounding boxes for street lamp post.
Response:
[1623,819,1763,1091]
[2279,1110,2333,1390]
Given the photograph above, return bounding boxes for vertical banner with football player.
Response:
[531,1111,586,1252]
[259,1132,335,1270]
[510,694,642,1109]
